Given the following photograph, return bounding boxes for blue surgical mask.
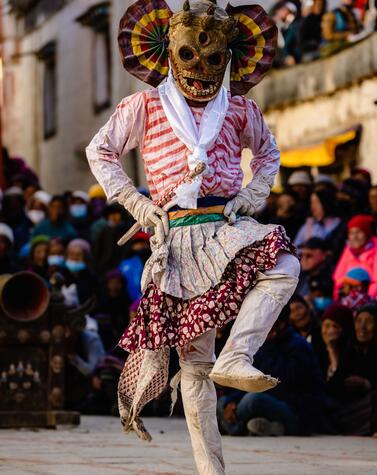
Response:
[313,297,333,312]
[70,204,88,219]
[48,255,65,267]
[65,260,86,273]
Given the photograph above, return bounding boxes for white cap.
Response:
[4,186,23,197]
[0,223,14,244]
[33,190,51,205]
[72,190,89,203]
[314,174,335,186]
[288,171,312,186]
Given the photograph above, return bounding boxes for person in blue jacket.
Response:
[217,305,326,436]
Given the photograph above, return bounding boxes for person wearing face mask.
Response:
[69,191,92,242]
[333,215,377,299]
[32,195,77,243]
[26,190,51,226]
[65,238,99,305]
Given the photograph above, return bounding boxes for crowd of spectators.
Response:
[1,147,377,437]
[218,167,377,438]
[272,0,376,67]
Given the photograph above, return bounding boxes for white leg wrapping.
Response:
[178,331,225,475]
[210,252,300,392]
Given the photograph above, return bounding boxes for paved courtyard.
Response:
[0,416,377,475]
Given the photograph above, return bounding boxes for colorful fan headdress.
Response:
[118,0,277,96]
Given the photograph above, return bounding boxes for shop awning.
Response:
[280,128,358,168]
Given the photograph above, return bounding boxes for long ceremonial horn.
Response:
[117,162,206,246]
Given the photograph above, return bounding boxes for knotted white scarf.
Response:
[158,72,229,209]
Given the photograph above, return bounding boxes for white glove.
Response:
[118,184,169,245]
[223,188,256,224]
[224,176,271,224]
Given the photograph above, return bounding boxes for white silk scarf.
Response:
[158,72,229,209]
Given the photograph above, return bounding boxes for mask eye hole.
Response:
[179,47,195,61]
[199,32,208,44]
[207,52,222,66]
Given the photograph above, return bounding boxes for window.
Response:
[77,3,111,113]
[37,42,57,139]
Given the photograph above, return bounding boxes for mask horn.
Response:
[183,0,190,11]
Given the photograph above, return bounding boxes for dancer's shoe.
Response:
[247,417,285,436]
[209,356,278,393]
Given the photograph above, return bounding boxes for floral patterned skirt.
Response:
[119,217,294,353]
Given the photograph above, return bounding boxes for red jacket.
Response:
[333,237,377,299]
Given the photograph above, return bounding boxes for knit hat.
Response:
[30,235,50,248]
[4,186,23,197]
[343,267,371,286]
[33,190,51,206]
[132,231,150,243]
[288,171,312,186]
[347,214,375,238]
[88,184,106,200]
[321,303,353,333]
[67,238,91,256]
[0,223,14,244]
[314,174,335,186]
[300,237,328,251]
[72,190,89,203]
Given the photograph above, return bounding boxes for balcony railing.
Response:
[251,32,377,111]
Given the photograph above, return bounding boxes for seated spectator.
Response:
[294,189,342,249]
[333,215,377,298]
[296,237,334,298]
[287,170,312,217]
[95,270,131,350]
[65,239,99,305]
[321,0,363,57]
[79,352,124,415]
[217,307,325,436]
[47,237,66,269]
[339,267,374,312]
[268,191,301,239]
[2,147,39,189]
[88,184,107,220]
[329,304,377,435]
[318,304,353,386]
[27,235,50,280]
[32,195,77,243]
[69,190,92,241]
[300,0,327,62]
[308,275,334,315]
[66,315,106,410]
[288,294,322,351]
[26,190,51,226]
[368,185,377,226]
[93,204,133,274]
[119,232,151,303]
[0,223,21,274]
[351,167,372,189]
[2,187,33,249]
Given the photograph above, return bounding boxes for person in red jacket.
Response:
[333,215,377,299]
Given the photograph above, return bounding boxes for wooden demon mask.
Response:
[118,0,278,97]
